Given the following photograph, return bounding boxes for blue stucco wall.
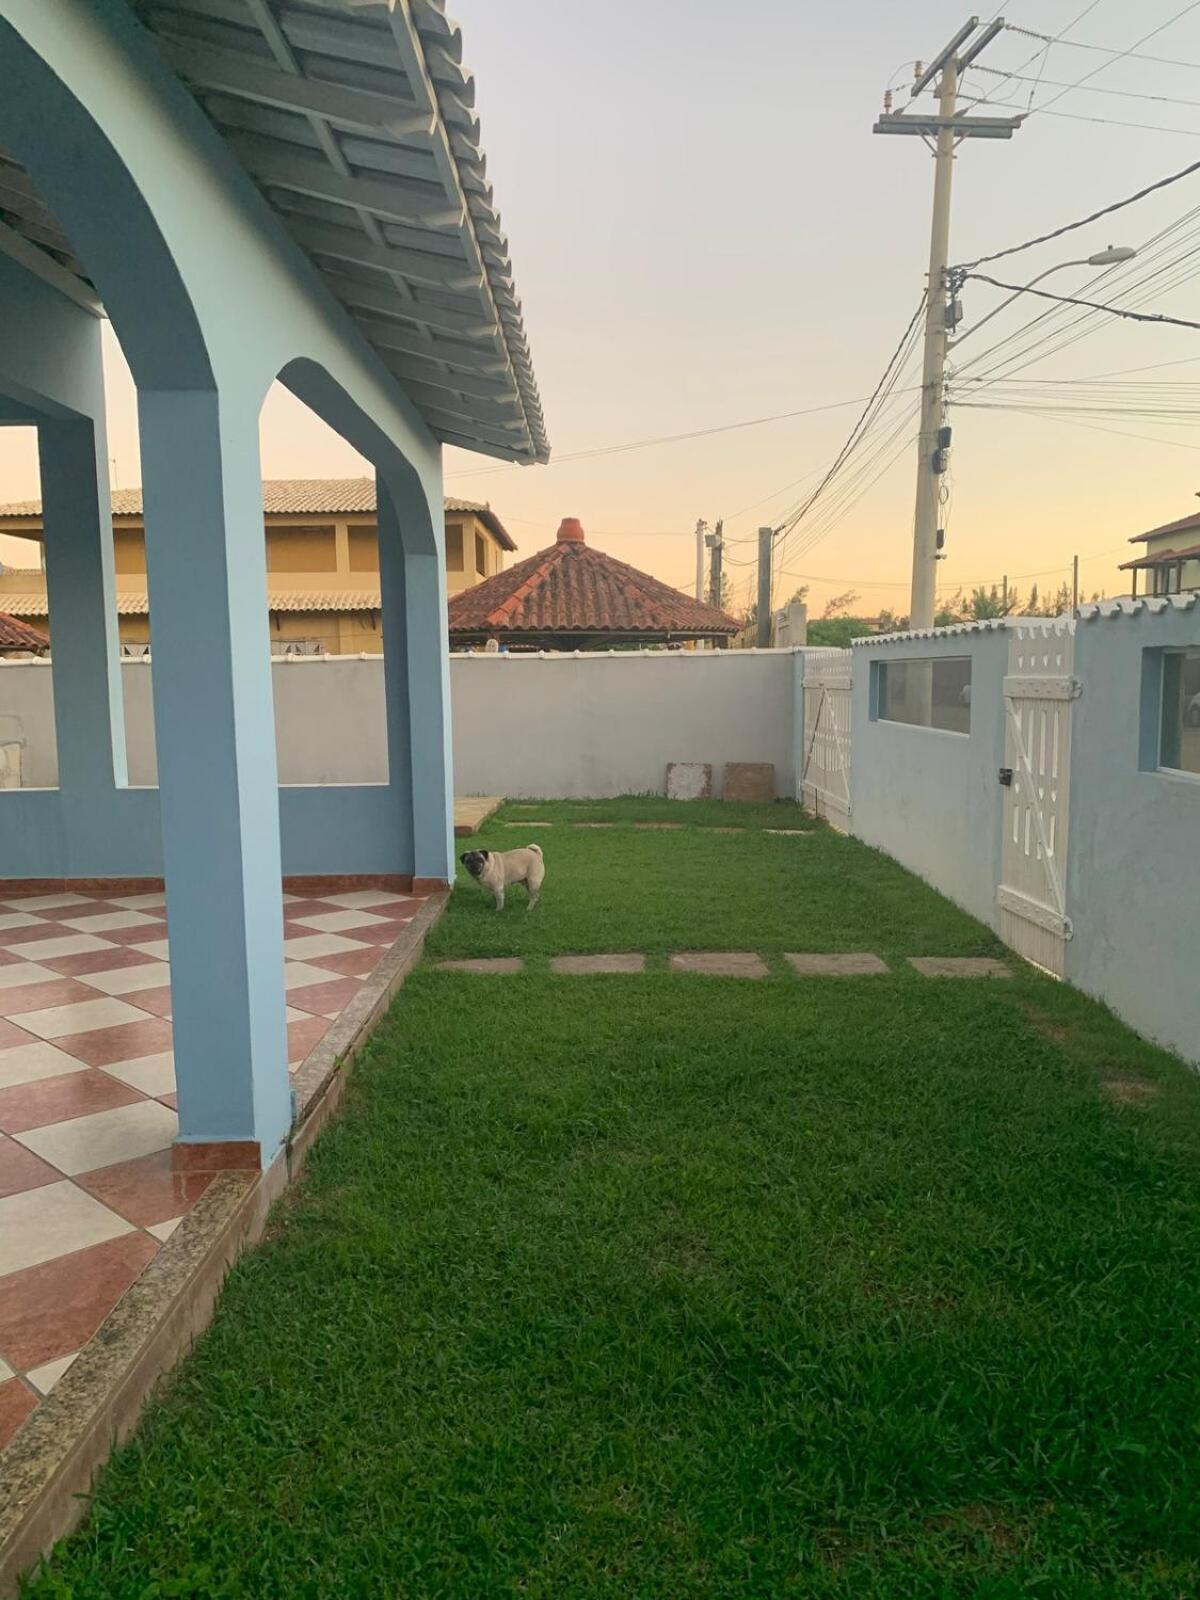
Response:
[1066,600,1200,1064]
[849,626,1010,928]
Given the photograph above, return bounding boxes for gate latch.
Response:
[997,767,1013,787]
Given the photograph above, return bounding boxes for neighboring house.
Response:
[0,479,515,655]
[1119,506,1200,598]
[448,517,740,650]
[0,612,48,656]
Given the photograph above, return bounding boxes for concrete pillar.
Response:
[139,388,290,1169]
[377,470,453,887]
[38,416,129,793]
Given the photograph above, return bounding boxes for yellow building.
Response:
[1119,505,1200,599]
[0,478,515,655]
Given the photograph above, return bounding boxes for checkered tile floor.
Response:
[0,885,421,1451]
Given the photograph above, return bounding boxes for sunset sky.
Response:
[3,0,1200,615]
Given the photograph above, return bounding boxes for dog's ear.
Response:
[458,852,470,865]
[478,849,490,860]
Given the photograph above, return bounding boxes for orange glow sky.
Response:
[3,0,1200,616]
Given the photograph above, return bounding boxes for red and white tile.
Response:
[0,885,420,1450]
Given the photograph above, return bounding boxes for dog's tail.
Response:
[528,842,543,855]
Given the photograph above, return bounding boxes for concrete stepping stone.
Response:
[908,957,1011,979]
[550,953,645,975]
[453,795,503,837]
[572,822,615,829]
[702,827,744,834]
[670,951,769,978]
[765,829,809,836]
[786,953,889,976]
[436,958,524,975]
[501,821,553,828]
[634,822,684,830]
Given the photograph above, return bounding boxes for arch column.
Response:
[140,386,290,1168]
[377,469,454,888]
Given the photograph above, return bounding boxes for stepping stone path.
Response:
[786,953,889,976]
[908,957,1011,979]
[502,821,554,828]
[670,952,769,978]
[634,822,684,830]
[764,829,808,836]
[551,953,646,975]
[436,958,524,974]
[573,822,615,829]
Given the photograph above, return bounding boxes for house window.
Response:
[874,656,972,734]
[1159,648,1200,776]
[445,524,463,570]
[475,531,487,576]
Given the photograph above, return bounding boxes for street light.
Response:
[950,244,1139,346]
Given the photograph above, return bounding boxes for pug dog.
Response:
[459,843,544,911]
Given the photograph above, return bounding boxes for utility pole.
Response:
[875,17,1019,630]
[756,526,772,648]
[694,518,707,603]
[707,519,724,609]
[1071,553,1080,611]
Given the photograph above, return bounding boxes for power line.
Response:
[1005,21,1200,73]
[970,62,1200,109]
[964,270,1200,330]
[1016,1,1200,119]
[444,394,882,480]
[979,96,1200,136]
[768,296,926,547]
[952,156,1200,274]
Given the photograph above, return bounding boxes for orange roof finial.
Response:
[556,517,586,545]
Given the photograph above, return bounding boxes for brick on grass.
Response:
[786,953,889,976]
[907,957,1011,979]
[669,952,769,979]
[723,763,775,803]
[550,954,645,975]
[665,762,712,801]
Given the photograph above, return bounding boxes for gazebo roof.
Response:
[448,518,741,643]
[0,611,48,652]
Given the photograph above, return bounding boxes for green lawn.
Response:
[23,802,1200,1598]
[434,799,996,961]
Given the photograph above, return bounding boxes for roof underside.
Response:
[448,540,741,641]
[1119,542,1200,571]
[0,0,547,464]
[1129,510,1200,543]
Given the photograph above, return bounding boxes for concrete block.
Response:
[907,957,1011,979]
[786,953,889,976]
[666,762,712,801]
[436,958,524,974]
[669,951,769,978]
[723,762,774,803]
[550,953,645,975]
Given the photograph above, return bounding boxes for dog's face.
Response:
[459,849,490,881]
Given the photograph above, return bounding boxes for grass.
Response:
[434,799,996,961]
[22,801,1200,1598]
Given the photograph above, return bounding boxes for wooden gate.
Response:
[997,622,1078,977]
[801,649,852,831]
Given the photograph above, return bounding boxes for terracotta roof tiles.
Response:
[0,612,48,651]
[448,519,739,642]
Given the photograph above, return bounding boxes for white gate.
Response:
[997,621,1078,977]
[800,649,852,831]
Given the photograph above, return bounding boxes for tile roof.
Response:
[0,612,48,651]
[0,591,385,617]
[447,519,740,641]
[1128,509,1200,543]
[1119,542,1200,571]
[0,482,515,550]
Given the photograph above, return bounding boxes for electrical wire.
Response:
[1003,20,1200,70]
[1015,1,1200,119]
[951,157,1200,274]
[963,271,1200,330]
[969,62,1200,109]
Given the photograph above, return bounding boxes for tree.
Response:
[822,589,860,619]
[962,584,1013,621]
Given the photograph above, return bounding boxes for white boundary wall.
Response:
[0,650,799,797]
